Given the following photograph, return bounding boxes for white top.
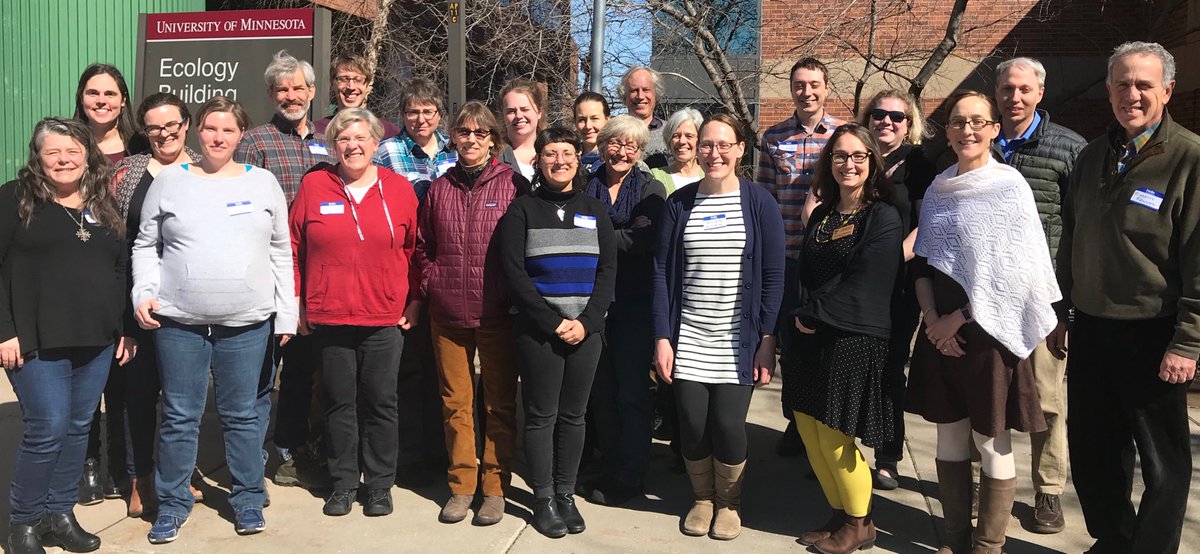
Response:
[673,189,747,384]
[516,162,535,181]
[670,173,702,190]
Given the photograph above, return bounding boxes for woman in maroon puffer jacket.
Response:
[414,100,529,526]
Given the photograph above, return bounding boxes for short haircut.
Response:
[858,89,929,145]
[789,57,829,84]
[596,115,650,160]
[136,92,191,129]
[264,49,316,89]
[661,108,704,143]
[616,67,665,101]
[1108,41,1176,84]
[533,126,586,193]
[812,123,892,205]
[194,96,252,132]
[995,57,1046,87]
[945,89,1001,123]
[573,91,610,118]
[325,107,384,147]
[699,112,749,145]
[330,53,371,84]
[400,78,445,115]
[451,100,504,155]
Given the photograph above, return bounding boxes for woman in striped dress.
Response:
[652,113,785,541]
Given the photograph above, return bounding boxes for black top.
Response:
[796,201,903,339]
[883,144,937,234]
[126,170,155,244]
[0,181,127,356]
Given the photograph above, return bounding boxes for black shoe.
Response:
[40,512,100,553]
[363,488,393,517]
[101,470,124,499]
[872,465,900,491]
[77,459,103,506]
[555,493,585,534]
[6,521,45,554]
[775,421,805,457]
[1031,492,1066,534]
[531,497,568,538]
[589,478,643,506]
[322,489,355,517]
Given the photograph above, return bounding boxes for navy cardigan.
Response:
[652,179,786,385]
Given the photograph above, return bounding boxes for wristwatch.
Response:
[959,306,973,323]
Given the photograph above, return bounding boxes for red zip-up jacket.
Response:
[291,163,419,326]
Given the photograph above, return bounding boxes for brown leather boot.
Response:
[970,474,1016,554]
[935,460,973,554]
[710,459,745,540]
[814,513,876,554]
[682,456,714,536]
[799,509,845,546]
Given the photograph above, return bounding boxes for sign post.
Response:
[447,1,466,117]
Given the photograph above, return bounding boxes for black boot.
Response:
[531,497,567,538]
[100,467,123,500]
[6,521,45,554]
[40,512,100,553]
[555,493,585,534]
[76,459,103,506]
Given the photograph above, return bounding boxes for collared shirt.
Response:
[998,111,1041,162]
[234,115,333,204]
[373,129,457,203]
[756,112,846,258]
[1118,120,1162,173]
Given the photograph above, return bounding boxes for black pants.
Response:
[1068,313,1192,554]
[516,325,602,499]
[396,313,447,468]
[591,303,654,486]
[674,379,754,464]
[86,362,127,482]
[876,281,920,467]
[317,325,403,491]
[274,333,317,452]
[778,257,802,420]
[123,337,160,477]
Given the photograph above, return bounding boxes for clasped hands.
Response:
[924,309,967,357]
[556,319,586,345]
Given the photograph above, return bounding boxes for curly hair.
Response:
[16,117,123,237]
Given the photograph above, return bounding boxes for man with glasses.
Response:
[991,56,1085,535]
[756,57,845,457]
[374,78,458,203]
[313,54,401,138]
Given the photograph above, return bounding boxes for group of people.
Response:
[0,38,1193,554]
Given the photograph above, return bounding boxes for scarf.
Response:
[586,165,644,229]
[914,157,1061,359]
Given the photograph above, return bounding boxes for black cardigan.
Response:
[795,201,903,339]
[0,181,127,356]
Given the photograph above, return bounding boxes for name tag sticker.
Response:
[1130,187,1164,211]
[777,141,799,153]
[484,201,499,208]
[307,142,328,156]
[574,214,597,229]
[83,210,97,224]
[319,201,345,215]
[703,214,728,230]
[227,201,253,216]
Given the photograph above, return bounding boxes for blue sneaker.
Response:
[235,508,266,535]
[148,514,187,544]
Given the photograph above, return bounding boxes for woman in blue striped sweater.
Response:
[498,127,617,538]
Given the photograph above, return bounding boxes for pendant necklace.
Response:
[60,203,91,242]
[553,202,567,221]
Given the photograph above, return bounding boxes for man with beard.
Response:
[236,50,333,493]
[312,54,402,139]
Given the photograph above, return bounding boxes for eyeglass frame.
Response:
[946,118,998,131]
[454,127,492,140]
[696,141,741,154]
[144,119,187,137]
[869,109,908,123]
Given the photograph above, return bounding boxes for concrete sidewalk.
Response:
[1,375,1197,553]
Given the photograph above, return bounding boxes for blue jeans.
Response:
[6,345,113,524]
[154,318,270,518]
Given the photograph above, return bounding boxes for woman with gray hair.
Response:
[650,108,705,194]
[580,115,667,506]
[291,108,420,518]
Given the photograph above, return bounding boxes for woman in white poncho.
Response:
[904,90,1060,554]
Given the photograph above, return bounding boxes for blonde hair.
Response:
[858,89,930,145]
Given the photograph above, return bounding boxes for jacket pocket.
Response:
[174,263,261,317]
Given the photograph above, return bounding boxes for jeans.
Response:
[86,361,127,482]
[155,318,270,518]
[591,303,654,487]
[317,325,403,491]
[6,345,113,524]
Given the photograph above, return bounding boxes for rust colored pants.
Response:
[430,321,518,497]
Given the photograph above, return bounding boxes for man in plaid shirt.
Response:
[373,78,457,204]
[756,57,845,457]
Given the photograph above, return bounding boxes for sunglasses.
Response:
[870,109,908,123]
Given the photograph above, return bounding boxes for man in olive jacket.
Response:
[992,56,1086,535]
[1057,42,1198,554]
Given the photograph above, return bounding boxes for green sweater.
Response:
[1058,114,1200,358]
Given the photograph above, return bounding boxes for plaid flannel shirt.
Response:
[756,112,846,258]
[234,115,333,204]
[372,129,457,203]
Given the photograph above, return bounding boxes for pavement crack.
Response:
[903,434,941,546]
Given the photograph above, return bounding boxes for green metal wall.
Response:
[0,0,205,179]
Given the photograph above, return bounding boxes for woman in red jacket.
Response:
[416,101,527,526]
[290,108,420,518]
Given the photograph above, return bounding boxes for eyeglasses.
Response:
[947,118,997,131]
[455,128,491,140]
[145,120,185,137]
[870,109,907,123]
[540,150,577,162]
[697,142,738,154]
[335,75,367,85]
[831,151,871,164]
[606,140,640,154]
[405,109,439,120]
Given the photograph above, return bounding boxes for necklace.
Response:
[552,202,567,221]
[59,203,91,242]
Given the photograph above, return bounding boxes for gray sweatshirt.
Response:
[132,164,298,334]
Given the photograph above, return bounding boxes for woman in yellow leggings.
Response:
[788,124,902,554]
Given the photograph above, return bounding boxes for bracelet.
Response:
[922,308,936,318]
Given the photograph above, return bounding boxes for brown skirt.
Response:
[904,270,1047,437]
